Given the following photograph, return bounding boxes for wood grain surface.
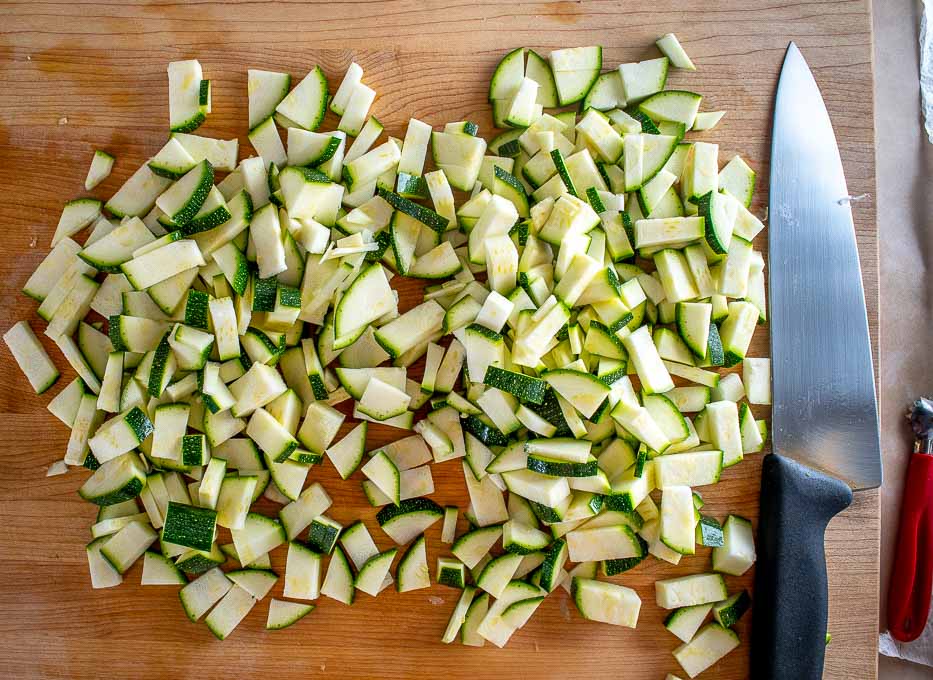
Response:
[0,1,879,679]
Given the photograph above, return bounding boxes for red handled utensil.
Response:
[888,397,933,642]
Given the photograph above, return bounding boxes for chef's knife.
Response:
[750,42,882,680]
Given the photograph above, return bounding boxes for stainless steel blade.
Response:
[769,42,881,490]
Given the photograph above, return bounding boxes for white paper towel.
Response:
[879,625,933,668]
[876,1,933,668]
[921,0,933,142]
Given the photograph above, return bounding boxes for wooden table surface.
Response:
[0,1,880,678]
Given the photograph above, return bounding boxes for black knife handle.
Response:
[750,453,853,680]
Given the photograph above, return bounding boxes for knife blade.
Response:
[750,42,882,680]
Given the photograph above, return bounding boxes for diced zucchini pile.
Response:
[7,32,765,673]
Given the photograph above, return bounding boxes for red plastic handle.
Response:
[888,452,933,642]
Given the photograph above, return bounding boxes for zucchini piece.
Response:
[120,240,205,291]
[719,300,759,367]
[488,47,525,101]
[377,497,444,545]
[502,520,551,555]
[266,598,314,630]
[231,512,286,567]
[216,474,259,529]
[672,623,741,678]
[226,568,277,601]
[180,567,232,621]
[279,482,332,541]
[106,163,173,219]
[638,90,702,129]
[476,580,546,647]
[325,421,367,479]
[307,515,343,555]
[619,57,669,103]
[431,131,487,191]
[246,407,298,462]
[334,262,396,344]
[743,357,771,405]
[23,236,82,302]
[148,137,197,179]
[582,71,626,111]
[718,154,756,208]
[344,139,402,191]
[162,501,216,551]
[712,589,751,628]
[355,548,397,596]
[502,468,570,508]
[665,602,713,643]
[566,524,641,563]
[712,515,756,576]
[437,557,467,589]
[477,553,523,598]
[549,46,602,106]
[461,591,491,647]
[48,377,89,426]
[338,82,376,137]
[141,550,186,585]
[441,506,460,544]
[100,520,157,573]
[572,577,642,628]
[357,378,411,420]
[537,538,568,592]
[88,406,153,464]
[542,370,610,419]
[659,485,696,555]
[3,321,59,394]
[320,545,355,605]
[283,541,322,600]
[85,150,115,190]
[693,110,725,131]
[275,66,328,131]
[52,198,101,248]
[171,133,238,172]
[656,33,696,71]
[397,534,431,592]
[248,69,291,129]
[682,141,720,204]
[167,59,206,132]
[331,62,364,115]
[86,537,122,588]
[451,524,502,569]
[205,584,257,640]
[361,451,401,506]
[65,393,105,466]
[522,49,556,107]
[155,159,214,227]
[656,572,728,609]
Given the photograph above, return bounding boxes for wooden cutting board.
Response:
[0,1,880,678]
